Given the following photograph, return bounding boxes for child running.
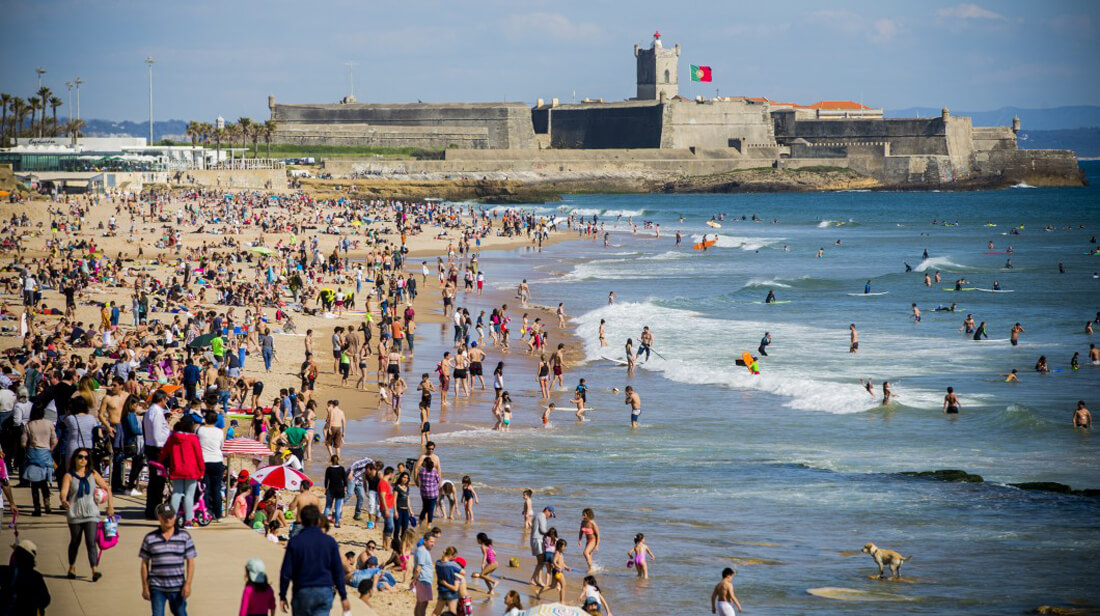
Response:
[470,532,499,595]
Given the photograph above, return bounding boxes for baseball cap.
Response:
[238,469,250,480]
[455,557,467,568]
[245,558,268,584]
[155,502,176,519]
[545,506,556,517]
[11,538,37,558]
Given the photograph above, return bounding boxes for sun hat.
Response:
[246,558,268,584]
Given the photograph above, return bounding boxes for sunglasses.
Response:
[75,454,89,460]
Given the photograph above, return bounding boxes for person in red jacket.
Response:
[159,415,205,526]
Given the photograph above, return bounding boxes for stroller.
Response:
[147,460,215,527]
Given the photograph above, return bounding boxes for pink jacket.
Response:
[158,432,205,479]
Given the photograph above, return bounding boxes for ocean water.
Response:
[349,162,1100,615]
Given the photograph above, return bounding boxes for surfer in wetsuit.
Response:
[904,263,912,272]
[943,387,960,414]
[922,248,929,259]
[765,289,776,304]
[993,281,1001,290]
[973,321,988,340]
[758,332,771,357]
[864,280,872,294]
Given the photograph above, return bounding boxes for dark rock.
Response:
[900,469,984,483]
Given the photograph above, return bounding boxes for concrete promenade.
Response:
[0,488,371,616]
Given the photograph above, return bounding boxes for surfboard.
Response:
[750,300,792,304]
[806,587,914,602]
[974,288,1014,293]
[847,292,889,296]
[984,250,1009,254]
[740,351,754,366]
[693,240,716,249]
[601,356,630,366]
[942,287,976,291]
[972,338,1010,342]
[706,220,722,228]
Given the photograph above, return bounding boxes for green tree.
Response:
[0,93,10,147]
[27,96,40,137]
[236,117,253,157]
[36,87,51,137]
[49,96,63,136]
[263,119,277,157]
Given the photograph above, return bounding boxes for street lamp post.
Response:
[145,57,155,144]
[35,67,46,89]
[66,81,73,142]
[73,77,83,122]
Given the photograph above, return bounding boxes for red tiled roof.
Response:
[804,100,874,111]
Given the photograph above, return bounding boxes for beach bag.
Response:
[97,515,120,552]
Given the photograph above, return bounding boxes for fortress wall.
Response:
[274,124,489,149]
[972,126,1017,152]
[443,148,725,162]
[548,105,664,149]
[660,101,774,149]
[782,117,950,156]
[883,155,956,185]
[273,103,535,149]
[972,149,1085,186]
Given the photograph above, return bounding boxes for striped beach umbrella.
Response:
[251,464,313,491]
[221,438,274,457]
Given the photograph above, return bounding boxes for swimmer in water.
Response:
[1034,355,1049,373]
[924,273,931,287]
[963,314,976,333]
[1010,322,1024,346]
[1004,369,1019,383]
[860,379,875,399]
[943,387,960,414]
[1071,352,1080,371]
[882,381,894,405]
[849,324,859,353]
[911,303,921,323]
[1072,401,1092,429]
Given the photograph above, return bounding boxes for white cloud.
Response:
[936,4,1007,21]
[501,13,602,42]
[870,19,898,44]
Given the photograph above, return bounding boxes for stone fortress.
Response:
[269,32,1083,188]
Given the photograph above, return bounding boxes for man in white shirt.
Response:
[143,390,172,520]
[22,273,36,307]
[196,411,226,520]
[0,386,16,425]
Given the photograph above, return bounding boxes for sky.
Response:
[1,0,1098,122]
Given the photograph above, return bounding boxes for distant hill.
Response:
[1018,128,1100,158]
[886,105,1100,131]
[78,119,190,142]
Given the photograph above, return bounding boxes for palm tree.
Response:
[27,96,40,138]
[49,96,63,136]
[214,125,224,163]
[263,119,277,157]
[236,117,253,157]
[0,93,10,147]
[36,87,51,137]
[10,98,24,138]
[66,119,85,145]
[15,99,30,138]
[185,120,199,146]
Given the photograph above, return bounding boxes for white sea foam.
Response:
[1011,182,1036,189]
[914,256,967,272]
[743,275,808,289]
[573,301,985,414]
[690,234,784,251]
[601,209,646,217]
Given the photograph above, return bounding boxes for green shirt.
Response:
[210,336,224,357]
[284,426,307,447]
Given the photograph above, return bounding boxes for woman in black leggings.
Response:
[60,447,115,581]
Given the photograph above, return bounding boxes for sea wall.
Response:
[273,123,489,149]
[273,102,535,149]
[548,103,663,149]
[660,100,775,149]
[972,149,1086,186]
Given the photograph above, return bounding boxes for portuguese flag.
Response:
[690,65,712,82]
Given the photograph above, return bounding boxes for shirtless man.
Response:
[290,482,321,532]
[598,319,608,348]
[638,326,654,363]
[710,568,743,616]
[98,377,128,491]
[1010,322,1025,347]
[1072,401,1091,429]
[911,303,921,323]
[943,387,960,414]
[437,352,454,407]
[468,343,487,390]
[624,386,642,428]
[1091,344,1100,365]
[518,280,530,307]
[324,400,347,458]
[412,441,443,483]
[849,324,859,353]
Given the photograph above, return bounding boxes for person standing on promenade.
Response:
[279,504,349,616]
[139,503,197,616]
[143,390,172,520]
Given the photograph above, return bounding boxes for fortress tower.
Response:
[634,31,680,101]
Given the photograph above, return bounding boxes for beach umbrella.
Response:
[250,246,275,255]
[221,438,275,457]
[251,464,312,491]
[527,604,587,615]
[187,333,217,349]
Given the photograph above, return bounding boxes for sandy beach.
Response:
[0,189,592,616]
